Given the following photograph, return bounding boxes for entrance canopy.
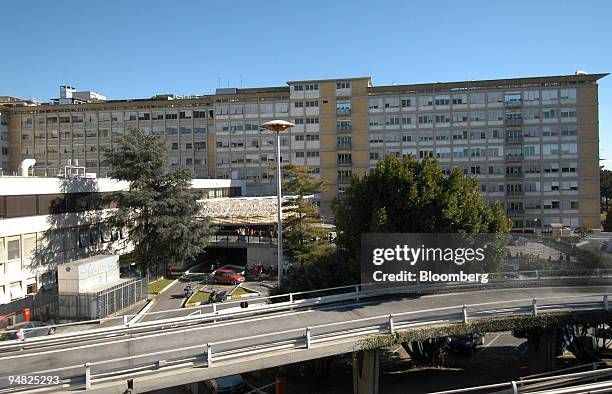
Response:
[198,195,314,226]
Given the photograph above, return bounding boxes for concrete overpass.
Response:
[0,274,610,393]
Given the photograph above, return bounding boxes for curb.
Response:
[258,282,277,290]
[128,298,157,325]
[237,285,261,297]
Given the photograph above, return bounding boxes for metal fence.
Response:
[57,277,147,320]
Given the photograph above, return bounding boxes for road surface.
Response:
[0,284,608,392]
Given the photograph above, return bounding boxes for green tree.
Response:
[106,128,210,278]
[276,155,511,294]
[600,166,612,213]
[334,155,512,277]
[282,164,333,266]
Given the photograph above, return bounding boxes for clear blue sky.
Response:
[1,0,611,166]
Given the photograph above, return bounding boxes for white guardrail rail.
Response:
[0,269,610,351]
[430,361,612,393]
[0,291,610,392]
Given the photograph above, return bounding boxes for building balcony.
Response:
[337,143,352,149]
[505,154,524,161]
[336,125,352,131]
[505,172,524,179]
[336,108,352,115]
[337,160,352,166]
[505,118,523,126]
[504,100,523,107]
[338,176,351,183]
[506,190,525,196]
[505,136,523,143]
[507,208,525,215]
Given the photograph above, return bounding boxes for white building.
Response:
[0,175,245,308]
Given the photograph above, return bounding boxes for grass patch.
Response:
[147,278,174,294]
[187,290,211,305]
[230,286,249,299]
[168,271,182,280]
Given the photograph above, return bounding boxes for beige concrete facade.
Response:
[2,73,606,230]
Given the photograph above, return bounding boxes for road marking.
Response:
[471,333,502,360]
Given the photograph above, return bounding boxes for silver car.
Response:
[5,321,55,340]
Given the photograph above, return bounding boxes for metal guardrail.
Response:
[0,292,609,392]
[430,364,612,393]
[1,269,610,345]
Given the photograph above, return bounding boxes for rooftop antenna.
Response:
[240,76,243,87]
[217,77,221,87]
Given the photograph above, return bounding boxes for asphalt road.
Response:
[0,285,608,389]
[141,279,191,323]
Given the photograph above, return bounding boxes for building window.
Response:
[384,97,400,108]
[542,89,558,102]
[336,82,351,89]
[560,107,577,118]
[418,115,433,124]
[418,96,433,107]
[401,98,413,107]
[469,93,485,104]
[386,116,400,126]
[560,88,577,102]
[434,96,450,106]
[369,99,382,109]
[337,136,351,148]
[7,239,20,261]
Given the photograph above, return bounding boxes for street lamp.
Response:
[260,120,295,287]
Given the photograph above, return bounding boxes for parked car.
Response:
[205,374,246,393]
[213,269,245,285]
[4,321,55,340]
[446,333,484,356]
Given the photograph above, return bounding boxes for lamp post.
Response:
[260,120,295,287]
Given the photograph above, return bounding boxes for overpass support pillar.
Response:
[352,350,379,394]
[527,328,558,374]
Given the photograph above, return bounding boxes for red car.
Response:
[213,268,245,285]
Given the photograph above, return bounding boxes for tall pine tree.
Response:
[281,164,333,266]
[106,128,210,278]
